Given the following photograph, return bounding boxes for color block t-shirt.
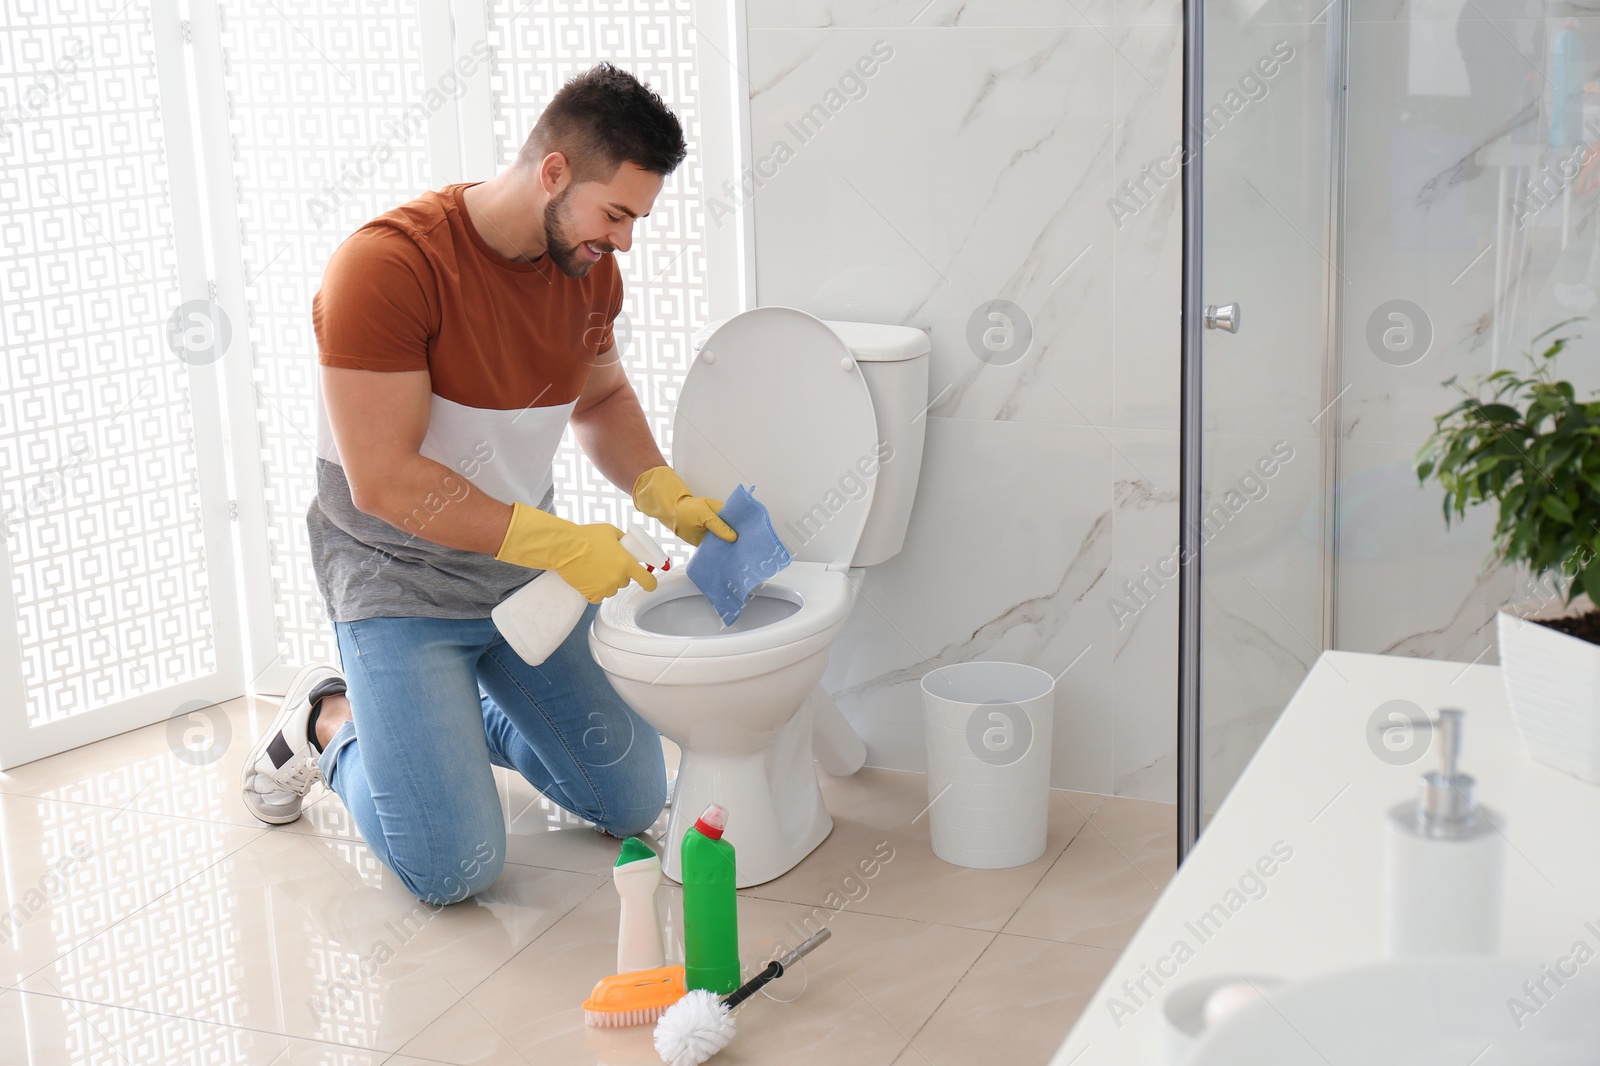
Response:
[305,181,623,622]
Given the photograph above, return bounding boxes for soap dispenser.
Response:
[1383,707,1505,956]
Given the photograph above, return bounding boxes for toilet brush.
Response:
[653,928,831,1066]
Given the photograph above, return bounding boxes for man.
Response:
[239,64,735,906]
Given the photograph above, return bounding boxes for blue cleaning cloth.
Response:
[686,485,793,626]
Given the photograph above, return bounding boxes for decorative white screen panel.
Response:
[215,0,433,668]
[0,4,216,728]
[486,0,708,546]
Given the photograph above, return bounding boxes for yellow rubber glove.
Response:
[494,501,658,604]
[631,465,738,547]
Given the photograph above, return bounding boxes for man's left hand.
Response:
[632,465,737,547]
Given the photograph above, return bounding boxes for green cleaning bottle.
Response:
[681,803,740,994]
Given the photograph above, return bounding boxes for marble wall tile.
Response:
[1332,438,1510,664]
[818,418,1117,793]
[1112,24,1185,431]
[747,27,1118,426]
[1346,0,1544,24]
[748,18,1187,796]
[743,0,1184,29]
[745,0,1116,30]
[1118,0,1182,26]
[1107,428,1180,801]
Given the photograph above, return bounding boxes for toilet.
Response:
[588,306,930,887]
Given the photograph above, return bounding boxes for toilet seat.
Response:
[590,562,856,682]
[674,307,880,567]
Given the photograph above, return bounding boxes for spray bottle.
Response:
[681,803,741,995]
[491,522,669,666]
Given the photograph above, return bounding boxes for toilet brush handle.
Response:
[722,961,782,1011]
[719,928,832,1012]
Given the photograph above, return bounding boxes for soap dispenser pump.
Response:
[1383,707,1505,956]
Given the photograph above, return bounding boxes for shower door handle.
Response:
[1204,303,1240,333]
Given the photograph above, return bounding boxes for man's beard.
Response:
[543,188,609,278]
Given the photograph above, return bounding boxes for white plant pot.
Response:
[1495,609,1600,785]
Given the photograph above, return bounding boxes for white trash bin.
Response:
[920,661,1055,869]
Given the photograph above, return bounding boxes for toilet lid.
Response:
[674,307,878,565]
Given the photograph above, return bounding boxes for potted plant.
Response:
[1416,318,1600,784]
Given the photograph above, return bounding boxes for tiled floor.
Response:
[0,693,1176,1065]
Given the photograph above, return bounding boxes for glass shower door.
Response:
[1183,0,1340,846]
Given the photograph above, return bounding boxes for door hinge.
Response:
[228,499,238,522]
[181,20,192,44]
[207,278,218,303]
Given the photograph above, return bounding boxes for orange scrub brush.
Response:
[583,964,688,1028]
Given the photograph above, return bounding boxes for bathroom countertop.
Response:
[1049,649,1600,1065]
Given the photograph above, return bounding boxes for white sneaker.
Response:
[241,662,345,824]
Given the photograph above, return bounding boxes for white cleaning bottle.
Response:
[613,836,666,973]
[492,522,669,667]
[1382,707,1504,956]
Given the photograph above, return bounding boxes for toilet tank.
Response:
[818,320,930,566]
[690,316,931,568]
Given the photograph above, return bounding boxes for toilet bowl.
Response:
[587,307,930,887]
[590,565,856,886]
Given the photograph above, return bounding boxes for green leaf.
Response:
[1531,317,1586,345]
[1474,403,1522,424]
[1508,519,1537,563]
[1501,482,1528,518]
[1542,496,1575,524]
[1581,556,1600,608]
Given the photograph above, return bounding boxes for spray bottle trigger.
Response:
[621,523,670,571]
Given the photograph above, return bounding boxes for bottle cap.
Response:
[615,836,656,868]
[694,803,728,840]
[1408,708,1492,839]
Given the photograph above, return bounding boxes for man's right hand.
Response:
[494,501,658,604]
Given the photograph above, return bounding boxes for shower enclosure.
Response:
[1180,0,1600,855]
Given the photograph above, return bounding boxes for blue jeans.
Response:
[317,602,667,905]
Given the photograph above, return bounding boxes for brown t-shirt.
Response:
[305,182,624,622]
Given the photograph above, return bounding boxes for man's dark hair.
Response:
[517,63,687,181]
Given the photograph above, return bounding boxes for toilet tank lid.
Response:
[692,316,930,362]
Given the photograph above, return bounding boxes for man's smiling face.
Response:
[543,161,664,279]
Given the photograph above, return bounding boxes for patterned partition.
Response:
[215,0,435,671]
[0,4,218,731]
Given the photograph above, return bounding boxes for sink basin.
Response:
[1182,960,1600,1065]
